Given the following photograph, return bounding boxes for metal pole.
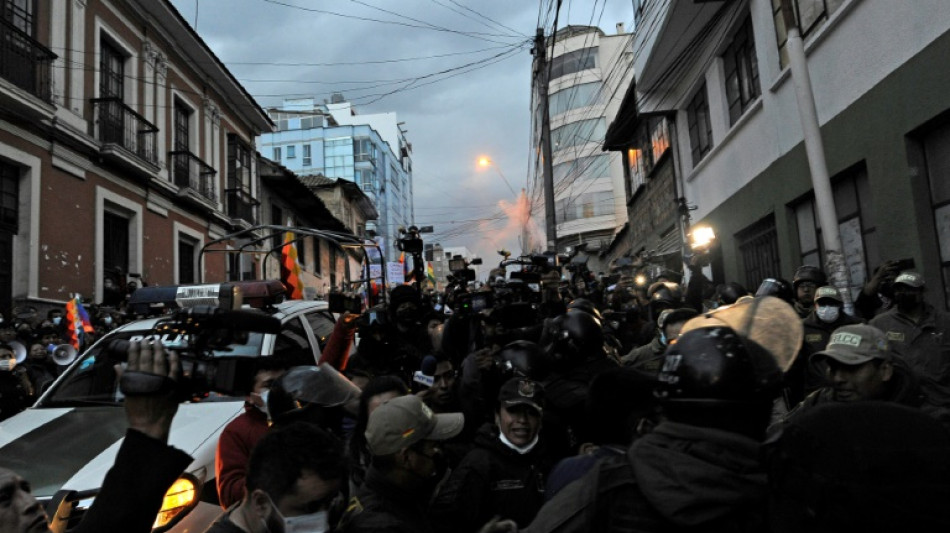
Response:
[781,0,853,309]
[534,28,558,252]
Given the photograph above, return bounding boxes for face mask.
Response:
[284,510,329,533]
[257,389,270,416]
[816,305,840,323]
[659,331,668,346]
[103,316,113,326]
[52,317,62,326]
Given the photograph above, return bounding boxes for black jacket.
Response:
[431,423,553,533]
[341,466,433,533]
[521,422,768,533]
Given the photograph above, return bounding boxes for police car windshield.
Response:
[41,329,264,406]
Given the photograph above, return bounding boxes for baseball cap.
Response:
[365,395,464,456]
[894,271,924,288]
[814,286,843,303]
[498,377,545,413]
[813,324,891,366]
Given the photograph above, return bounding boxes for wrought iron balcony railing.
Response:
[169,150,216,202]
[0,18,56,103]
[91,98,159,165]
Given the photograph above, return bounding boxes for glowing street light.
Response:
[689,226,716,253]
[476,156,517,197]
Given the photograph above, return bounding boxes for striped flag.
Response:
[65,296,93,350]
[427,262,436,284]
[280,231,304,300]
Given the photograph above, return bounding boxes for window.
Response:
[922,121,950,309]
[273,147,281,161]
[302,144,312,167]
[324,137,354,180]
[723,15,761,126]
[0,160,18,233]
[737,215,780,291]
[99,39,124,99]
[357,168,376,192]
[794,164,877,299]
[553,155,610,186]
[773,0,846,68]
[305,310,336,352]
[3,0,33,35]
[354,138,375,163]
[228,135,252,193]
[687,83,714,165]
[178,236,197,284]
[274,317,316,364]
[103,210,130,288]
[625,116,670,192]
[549,47,598,80]
[286,145,296,159]
[550,82,602,116]
[173,100,191,152]
[556,190,613,223]
[551,118,606,151]
[271,205,283,250]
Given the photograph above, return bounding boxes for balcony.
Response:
[170,150,216,203]
[226,168,259,225]
[0,17,56,118]
[92,98,159,168]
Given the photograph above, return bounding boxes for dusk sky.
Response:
[169,0,635,262]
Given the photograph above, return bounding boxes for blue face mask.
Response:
[52,316,62,326]
[659,331,668,346]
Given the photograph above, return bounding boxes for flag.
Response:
[280,231,304,300]
[427,262,436,284]
[64,296,92,350]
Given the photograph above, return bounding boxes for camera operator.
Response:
[348,287,433,385]
[0,339,192,533]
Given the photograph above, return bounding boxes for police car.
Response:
[0,281,335,532]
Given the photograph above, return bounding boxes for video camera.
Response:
[328,290,363,314]
[103,305,281,398]
[397,225,433,255]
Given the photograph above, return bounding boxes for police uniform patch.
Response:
[886,331,905,342]
[805,333,823,343]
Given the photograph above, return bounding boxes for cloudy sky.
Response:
[169,0,635,262]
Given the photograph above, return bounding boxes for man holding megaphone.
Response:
[0,342,35,421]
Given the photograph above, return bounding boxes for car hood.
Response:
[0,402,243,497]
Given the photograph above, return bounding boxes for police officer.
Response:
[791,265,827,319]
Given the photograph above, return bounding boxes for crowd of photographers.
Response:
[4,253,950,532]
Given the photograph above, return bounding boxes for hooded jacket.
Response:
[521,422,768,533]
[431,423,553,533]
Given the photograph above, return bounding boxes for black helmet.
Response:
[716,282,749,306]
[656,326,781,406]
[647,281,683,306]
[497,340,549,379]
[567,298,602,321]
[792,265,827,288]
[541,311,604,368]
[755,278,794,303]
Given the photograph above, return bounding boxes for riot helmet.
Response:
[755,278,794,304]
[497,340,549,380]
[792,265,827,289]
[567,298,603,321]
[541,311,604,369]
[267,364,362,434]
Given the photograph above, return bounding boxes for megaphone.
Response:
[48,344,78,366]
[9,341,26,364]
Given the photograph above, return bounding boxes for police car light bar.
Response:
[127,281,286,316]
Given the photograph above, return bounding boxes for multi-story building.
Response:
[259,96,414,262]
[530,24,634,271]
[607,0,950,306]
[0,0,277,312]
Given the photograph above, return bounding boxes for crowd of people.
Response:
[3,256,950,532]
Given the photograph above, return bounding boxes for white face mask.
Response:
[255,388,270,416]
[816,305,840,323]
[283,510,329,533]
[52,316,62,326]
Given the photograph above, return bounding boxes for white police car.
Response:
[0,281,336,532]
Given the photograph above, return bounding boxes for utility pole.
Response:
[533,28,558,252]
[781,0,853,309]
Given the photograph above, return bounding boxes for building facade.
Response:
[0,0,278,312]
[530,25,634,270]
[259,97,414,262]
[613,0,950,306]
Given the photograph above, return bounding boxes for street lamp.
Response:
[477,156,517,197]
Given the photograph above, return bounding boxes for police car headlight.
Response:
[152,472,201,531]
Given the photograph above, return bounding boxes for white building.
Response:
[611,0,950,304]
[531,24,634,269]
